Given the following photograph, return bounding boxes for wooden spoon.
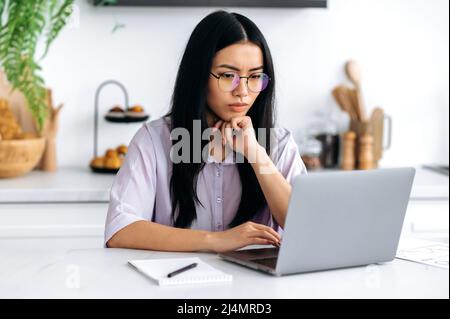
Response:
[345,60,367,122]
[348,88,362,121]
[332,85,358,122]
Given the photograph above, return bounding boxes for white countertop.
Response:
[0,236,447,298]
[0,166,448,203]
[0,167,114,203]
[409,167,449,199]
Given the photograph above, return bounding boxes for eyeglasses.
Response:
[210,71,271,93]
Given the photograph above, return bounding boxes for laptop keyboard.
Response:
[251,257,278,269]
[239,247,279,258]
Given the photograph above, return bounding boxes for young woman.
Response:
[105,10,307,253]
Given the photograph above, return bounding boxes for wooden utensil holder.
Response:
[349,119,375,170]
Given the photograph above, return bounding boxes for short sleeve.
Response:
[275,132,308,183]
[104,125,157,246]
[255,129,307,234]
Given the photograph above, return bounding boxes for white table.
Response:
[0,166,447,298]
[0,237,447,299]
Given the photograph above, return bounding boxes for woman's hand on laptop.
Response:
[208,221,281,253]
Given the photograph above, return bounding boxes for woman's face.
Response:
[207,41,264,124]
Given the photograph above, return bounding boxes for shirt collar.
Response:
[205,148,237,165]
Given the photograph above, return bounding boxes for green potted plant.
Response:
[0,0,74,131]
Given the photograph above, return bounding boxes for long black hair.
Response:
[166,10,276,228]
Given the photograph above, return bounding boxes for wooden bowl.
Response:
[0,137,45,178]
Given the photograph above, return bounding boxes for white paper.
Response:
[396,238,449,269]
[128,257,233,286]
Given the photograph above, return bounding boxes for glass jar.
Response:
[299,138,323,171]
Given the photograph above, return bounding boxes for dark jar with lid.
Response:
[315,133,340,168]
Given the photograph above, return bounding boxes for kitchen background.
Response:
[0,2,448,298]
[32,0,448,169]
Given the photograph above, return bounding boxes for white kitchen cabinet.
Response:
[0,168,113,248]
[401,168,449,242]
[402,200,449,242]
[0,167,447,248]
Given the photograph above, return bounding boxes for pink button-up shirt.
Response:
[104,117,307,245]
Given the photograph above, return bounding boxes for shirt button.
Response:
[216,171,220,177]
[216,197,222,204]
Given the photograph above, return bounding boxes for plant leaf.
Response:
[0,0,74,131]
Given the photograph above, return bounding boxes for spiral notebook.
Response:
[128,257,232,286]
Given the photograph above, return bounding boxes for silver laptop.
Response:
[219,167,416,276]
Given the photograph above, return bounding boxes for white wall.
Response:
[39,0,449,167]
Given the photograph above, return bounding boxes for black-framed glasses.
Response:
[210,71,271,93]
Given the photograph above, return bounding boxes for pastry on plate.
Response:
[105,148,118,158]
[126,104,148,118]
[90,145,125,171]
[106,105,125,118]
[116,144,128,156]
[104,156,121,169]
[90,156,105,168]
